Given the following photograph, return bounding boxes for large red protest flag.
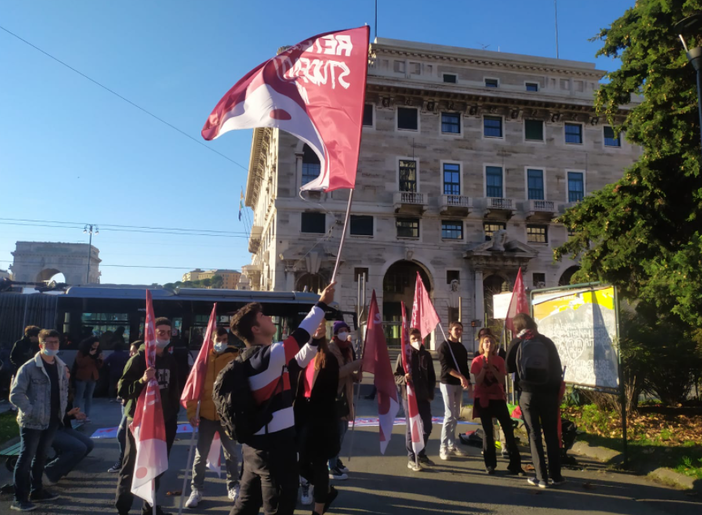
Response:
[505,268,529,333]
[130,290,168,505]
[202,27,369,192]
[401,301,424,460]
[181,303,217,409]
[411,272,440,340]
[362,291,399,454]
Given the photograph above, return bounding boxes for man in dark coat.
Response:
[10,326,41,369]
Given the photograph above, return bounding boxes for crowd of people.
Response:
[4,280,566,513]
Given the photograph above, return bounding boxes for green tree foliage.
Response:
[163,275,226,291]
[555,0,702,325]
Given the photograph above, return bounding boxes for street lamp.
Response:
[83,224,98,284]
[675,13,702,156]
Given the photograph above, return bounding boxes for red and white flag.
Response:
[401,301,424,460]
[411,272,440,340]
[130,290,168,505]
[362,291,399,454]
[505,268,529,334]
[202,27,370,192]
[180,303,217,409]
[206,432,222,477]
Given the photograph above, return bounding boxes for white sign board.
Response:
[492,292,513,320]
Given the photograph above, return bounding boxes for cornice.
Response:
[246,128,273,209]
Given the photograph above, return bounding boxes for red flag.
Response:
[180,303,217,409]
[505,268,529,333]
[401,302,424,460]
[130,290,168,505]
[362,291,399,454]
[202,27,370,192]
[411,272,440,340]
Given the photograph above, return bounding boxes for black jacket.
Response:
[505,334,563,394]
[394,345,436,401]
[10,337,39,369]
[437,339,470,385]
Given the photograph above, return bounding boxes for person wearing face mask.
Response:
[115,318,180,515]
[185,327,241,508]
[10,329,67,512]
[393,328,436,471]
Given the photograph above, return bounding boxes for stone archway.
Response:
[559,266,580,286]
[382,260,432,347]
[11,241,101,285]
[36,268,65,283]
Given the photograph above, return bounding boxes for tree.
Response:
[555,0,702,326]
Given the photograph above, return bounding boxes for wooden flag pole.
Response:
[331,189,355,284]
[177,401,201,515]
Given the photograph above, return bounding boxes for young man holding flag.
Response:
[184,326,241,508]
[115,316,179,515]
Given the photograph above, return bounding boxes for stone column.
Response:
[474,269,484,326]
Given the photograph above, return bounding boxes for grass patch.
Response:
[0,410,19,446]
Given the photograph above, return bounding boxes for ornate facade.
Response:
[242,38,640,348]
[11,241,101,285]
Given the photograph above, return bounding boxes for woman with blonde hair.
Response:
[471,333,523,475]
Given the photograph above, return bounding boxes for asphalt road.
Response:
[1,397,700,515]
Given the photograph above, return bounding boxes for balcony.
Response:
[485,197,515,220]
[524,199,556,221]
[393,191,427,215]
[248,225,263,253]
[440,194,472,216]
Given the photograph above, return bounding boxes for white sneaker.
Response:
[300,482,314,505]
[228,484,240,502]
[449,446,466,457]
[185,489,202,508]
[439,448,450,461]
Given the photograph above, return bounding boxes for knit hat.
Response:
[333,321,350,335]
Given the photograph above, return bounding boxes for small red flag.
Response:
[180,303,217,409]
[411,272,440,340]
[401,301,424,459]
[505,268,529,333]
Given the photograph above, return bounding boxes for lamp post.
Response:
[676,14,702,157]
[83,224,98,284]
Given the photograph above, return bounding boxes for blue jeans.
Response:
[74,380,96,417]
[440,383,463,451]
[45,425,94,481]
[328,418,349,470]
[14,421,59,502]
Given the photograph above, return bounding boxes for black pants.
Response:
[401,396,432,461]
[114,416,177,515]
[232,440,298,515]
[477,399,521,471]
[520,391,561,481]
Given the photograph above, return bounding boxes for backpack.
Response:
[516,336,550,385]
[212,348,283,445]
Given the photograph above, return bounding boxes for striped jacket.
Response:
[245,302,326,447]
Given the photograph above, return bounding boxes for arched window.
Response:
[301,145,320,185]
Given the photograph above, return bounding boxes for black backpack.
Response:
[516,335,551,386]
[212,348,283,444]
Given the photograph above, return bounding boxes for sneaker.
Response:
[549,477,567,486]
[486,466,495,475]
[300,482,314,505]
[336,458,349,474]
[449,446,466,457]
[185,488,202,508]
[228,484,240,502]
[10,501,36,512]
[439,448,450,461]
[528,477,548,489]
[328,467,348,481]
[107,462,121,473]
[407,460,423,472]
[418,455,436,467]
[30,489,59,502]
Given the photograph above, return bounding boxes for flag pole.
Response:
[437,324,462,374]
[177,402,201,515]
[331,189,355,284]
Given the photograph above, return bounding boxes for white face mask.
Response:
[213,342,227,354]
[42,348,59,357]
[337,331,349,341]
[155,339,170,349]
[410,340,421,351]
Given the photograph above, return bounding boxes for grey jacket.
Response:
[10,353,69,430]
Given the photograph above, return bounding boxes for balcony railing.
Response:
[395,192,425,205]
[440,194,472,214]
[487,198,513,210]
[529,199,556,212]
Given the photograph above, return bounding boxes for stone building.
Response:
[182,268,242,289]
[11,241,101,285]
[242,38,640,348]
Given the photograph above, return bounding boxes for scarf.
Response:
[517,329,537,340]
[333,336,353,362]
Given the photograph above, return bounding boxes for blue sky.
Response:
[0,0,635,285]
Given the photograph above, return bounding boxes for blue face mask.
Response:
[42,348,58,357]
[156,339,170,349]
[213,342,227,354]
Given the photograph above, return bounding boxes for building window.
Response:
[485,166,503,198]
[441,221,463,240]
[301,144,320,185]
[527,169,544,200]
[604,126,621,147]
[532,273,546,287]
[443,73,457,83]
[448,307,460,324]
[443,163,461,195]
[446,270,460,285]
[567,172,584,202]
[484,116,503,138]
[399,159,417,192]
[397,218,419,238]
[397,107,418,130]
[527,224,548,243]
[565,123,583,144]
[350,215,373,236]
[354,267,369,282]
[485,78,498,88]
[484,222,506,241]
[526,82,539,92]
[441,112,461,134]
[363,104,374,127]
[525,119,544,141]
[301,212,326,233]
